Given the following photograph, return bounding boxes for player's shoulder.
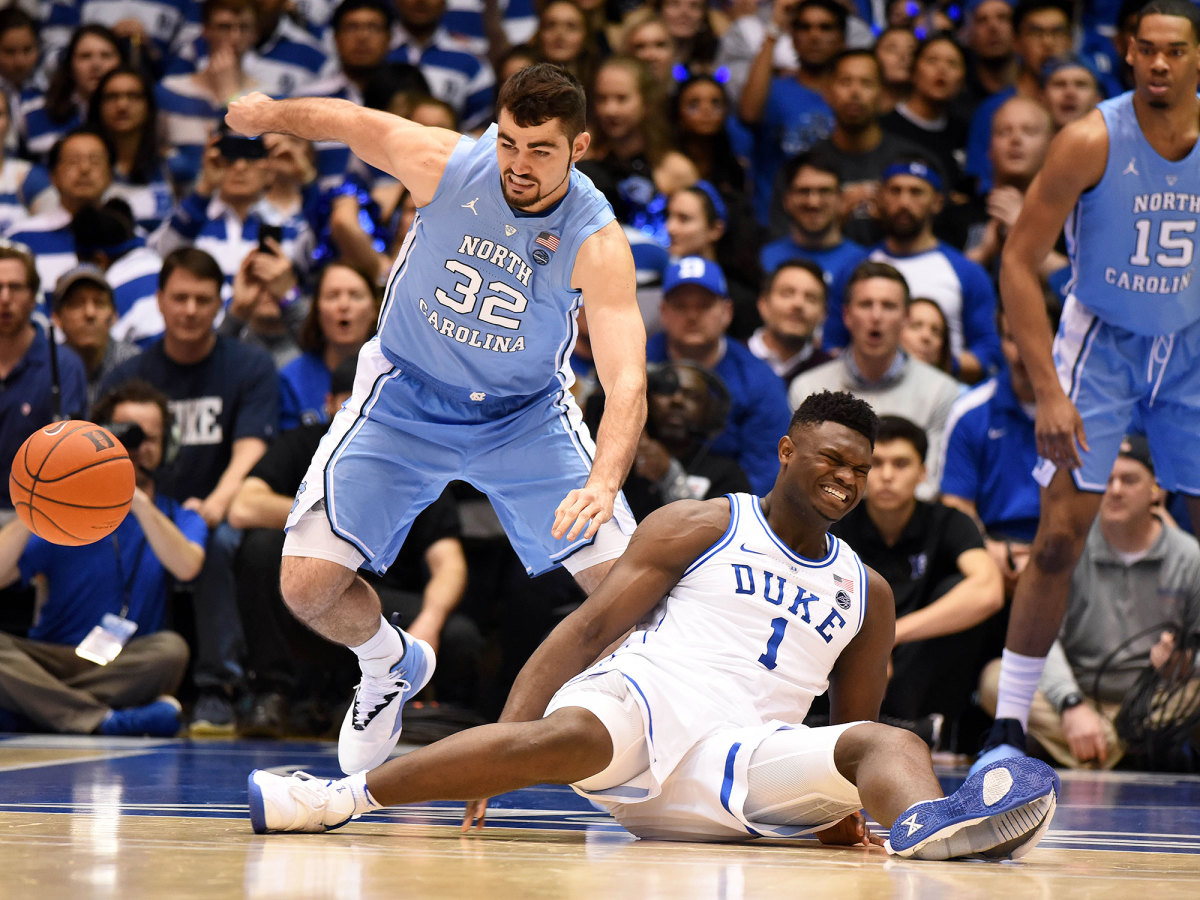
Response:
[632,496,734,555]
[1051,107,1110,161]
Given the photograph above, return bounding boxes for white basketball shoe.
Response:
[338,629,436,774]
[248,771,358,834]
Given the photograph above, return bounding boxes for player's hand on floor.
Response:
[815,811,884,848]
[552,486,615,541]
[462,798,489,832]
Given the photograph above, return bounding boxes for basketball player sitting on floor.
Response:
[249,391,1060,860]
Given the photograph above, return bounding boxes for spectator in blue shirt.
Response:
[963,0,1073,194]
[278,260,379,431]
[940,304,1058,599]
[738,0,842,222]
[760,150,868,342]
[0,241,88,515]
[647,256,792,494]
[0,379,205,736]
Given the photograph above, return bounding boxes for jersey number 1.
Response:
[758,617,787,671]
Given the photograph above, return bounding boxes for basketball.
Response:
[8,420,136,546]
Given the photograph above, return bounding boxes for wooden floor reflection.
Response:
[1,736,1197,899]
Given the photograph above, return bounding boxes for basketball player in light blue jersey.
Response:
[975,0,1200,771]
[248,390,1061,861]
[225,65,647,774]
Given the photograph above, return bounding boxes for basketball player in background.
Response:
[975,0,1200,770]
[249,391,1060,863]
[225,64,647,775]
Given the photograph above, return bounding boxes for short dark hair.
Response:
[793,0,848,34]
[332,0,395,31]
[1136,0,1200,41]
[0,240,38,296]
[789,390,878,447]
[0,7,37,40]
[90,378,172,456]
[203,0,258,25]
[875,414,928,462]
[845,260,911,307]
[158,247,223,292]
[48,126,115,173]
[496,63,587,140]
[781,148,843,188]
[831,48,882,80]
[1013,0,1073,32]
[764,259,828,304]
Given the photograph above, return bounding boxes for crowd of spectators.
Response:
[0,0,1195,766]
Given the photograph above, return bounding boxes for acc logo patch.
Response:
[532,248,550,265]
[835,590,851,610]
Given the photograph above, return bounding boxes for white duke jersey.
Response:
[1065,92,1200,335]
[376,124,615,398]
[579,493,869,794]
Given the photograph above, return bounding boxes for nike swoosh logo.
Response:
[740,543,769,556]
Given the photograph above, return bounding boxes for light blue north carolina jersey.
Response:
[377,124,615,398]
[1065,93,1200,335]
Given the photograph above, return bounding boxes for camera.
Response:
[106,421,147,453]
[216,133,268,161]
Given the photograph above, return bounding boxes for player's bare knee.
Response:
[835,723,927,782]
[279,557,353,622]
[1031,526,1087,576]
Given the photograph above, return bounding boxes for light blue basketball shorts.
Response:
[286,340,635,576]
[1044,296,1200,495]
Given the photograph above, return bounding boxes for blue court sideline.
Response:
[1,735,1198,854]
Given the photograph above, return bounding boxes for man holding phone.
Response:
[149,129,311,295]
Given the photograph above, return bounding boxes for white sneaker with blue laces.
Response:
[885,757,1060,860]
[338,630,436,774]
[248,771,358,834]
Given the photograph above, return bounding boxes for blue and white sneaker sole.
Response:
[886,757,1060,861]
[968,741,1026,777]
[248,770,269,834]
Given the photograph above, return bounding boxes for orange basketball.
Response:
[8,420,136,546]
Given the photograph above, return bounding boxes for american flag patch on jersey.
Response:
[833,573,855,592]
[535,232,559,252]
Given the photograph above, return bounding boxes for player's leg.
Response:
[974,472,1102,770]
[248,706,614,833]
[830,723,1059,860]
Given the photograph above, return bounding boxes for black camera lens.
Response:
[107,421,147,453]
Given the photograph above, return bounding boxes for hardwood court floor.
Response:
[1,735,1198,899]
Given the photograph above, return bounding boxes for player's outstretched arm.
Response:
[554,220,647,542]
[1000,111,1107,469]
[225,93,461,206]
[827,566,895,725]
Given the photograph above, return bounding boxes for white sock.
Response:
[350,616,406,677]
[343,771,382,816]
[993,648,1046,731]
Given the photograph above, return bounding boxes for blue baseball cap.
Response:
[663,256,728,299]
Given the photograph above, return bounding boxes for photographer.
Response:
[620,361,751,522]
[0,380,206,736]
